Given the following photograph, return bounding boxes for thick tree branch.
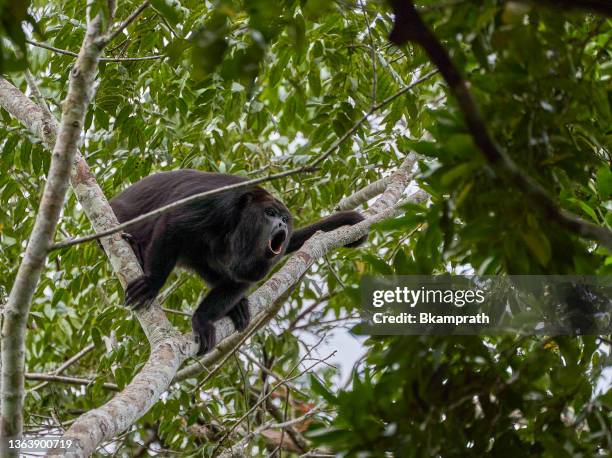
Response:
[335,177,390,211]
[523,0,612,17]
[0,45,189,458]
[388,0,612,250]
[0,10,107,455]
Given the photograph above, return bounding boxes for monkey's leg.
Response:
[121,232,145,267]
[192,282,249,355]
[227,297,251,332]
[125,217,179,308]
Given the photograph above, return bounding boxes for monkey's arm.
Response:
[125,216,180,308]
[286,210,366,253]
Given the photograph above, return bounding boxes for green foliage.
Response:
[0,0,610,456]
[0,0,38,72]
[311,336,611,457]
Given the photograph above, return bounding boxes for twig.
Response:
[23,71,53,119]
[285,294,334,333]
[309,70,438,168]
[359,0,377,107]
[217,405,323,458]
[26,39,164,62]
[290,315,360,332]
[213,349,334,457]
[25,373,119,391]
[101,1,151,46]
[335,176,390,211]
[55,343,96,374]
[238,350,309,398]
[323,255,346,289]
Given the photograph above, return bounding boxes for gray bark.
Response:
[0,12,106,456]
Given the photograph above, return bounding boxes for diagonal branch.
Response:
[521,0,612,17]
[335,176,391,211]
[388,0,612,250]
[26,39,164,62]
[49,70,438,251]
[100,1,151,46]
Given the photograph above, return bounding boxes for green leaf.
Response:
[150,0,183,26]
[310,374,337,404]
[597,167,612,199]
[521,230,551,266]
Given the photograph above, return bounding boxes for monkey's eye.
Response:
[265,208,276,217]
[281,216,289,223]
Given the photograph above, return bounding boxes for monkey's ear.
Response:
[239,188,272,207]
[237,191,255,209]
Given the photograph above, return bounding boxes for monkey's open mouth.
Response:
[267,229,287,256]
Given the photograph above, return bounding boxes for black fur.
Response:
[110,170,367,354]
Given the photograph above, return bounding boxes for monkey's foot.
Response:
[125,276,159,309]
[192,316,216,356]
[228,298,251,332]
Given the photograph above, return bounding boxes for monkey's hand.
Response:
[192,314,216,356]
[125,276,160,309]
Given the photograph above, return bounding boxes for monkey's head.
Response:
[229,189,293,282]
[262,202,292,259]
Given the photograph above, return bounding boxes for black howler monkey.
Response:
[110,170,366,354]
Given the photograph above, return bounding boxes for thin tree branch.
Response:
[0,8,108,454]
[28,343,96,392]
[359,0,377,107]
[214,349,333,457]
[238,351,310,399]
[27,39,164,62]
[309,69,438,168]
[54,344,97,375]
[388,0,612,250]
[25,373,119,391]
[101,1,151,46]
[24,70,53,119]
[285,294,334,333]
[49,71,437,252]
[51,166,317,250]
[520,0,612,17]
